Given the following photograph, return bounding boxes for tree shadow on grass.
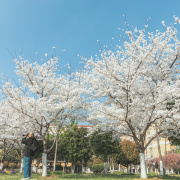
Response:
[53,173,180,180]
[148,174,180,180]
[1,171,179,180]
[54,173,141,179]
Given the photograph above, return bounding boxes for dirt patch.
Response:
[133,177,162,180]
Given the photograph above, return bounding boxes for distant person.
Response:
[154,162,159,175]
[21,132,38,180]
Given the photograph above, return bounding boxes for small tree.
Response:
[114,139,140,174]
[4,147,21,164]
[58,125,92,173]
[90,130,120,174]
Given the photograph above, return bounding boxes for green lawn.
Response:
[0,171,180,180]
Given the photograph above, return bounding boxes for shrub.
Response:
[38,166,42,169]
[86,158,93,169]
[16,163,21,168]
[75,163,82,173]
[88,158,103,170]
[148,171,156,176]
[8,163,17,169]
[3,161,9,168]
[91,164,104,173]
[162,153,180,170]
[56,164,63,170]
[113,171,126,175]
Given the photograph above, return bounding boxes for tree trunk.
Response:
[33,165,38,173]
[110,158,111,171]
[112,161,114,173]
[42,153,47,177]
[104,162,105,174]
[165,137,167,155]
[64,160,67,173]
[127,165,129,174]
[71,162,75,173]
[63,159,64,173]
[53,137,58,172]
[1,162,4,171]
[140,152,147,179]
[20,148,24,173]
[20,158,24,173]
[155,123,164,175]
[171,168,174,174]
[119,164,120,171]
[159,160,164,175]
[82,159,84,173]
[104,162,108,174]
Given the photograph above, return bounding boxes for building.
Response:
[124,127,176,160]
[145,128,176,160]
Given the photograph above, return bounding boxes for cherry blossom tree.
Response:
[162,153,180,174]
[0,100,33,172]
[81,16,180,178]
[0,55,86,177]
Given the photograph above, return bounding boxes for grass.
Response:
[0,171,180,180]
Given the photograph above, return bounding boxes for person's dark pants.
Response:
[24,156,34,178]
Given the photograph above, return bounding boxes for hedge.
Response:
[16,163,21,168]
[91,164,104,173]
[113,171,126,175]
[8,163,17,169]
[55,164,63,170]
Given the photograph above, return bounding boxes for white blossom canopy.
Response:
[81,16,180,150]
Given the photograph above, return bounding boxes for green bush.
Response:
[148,172,156,176]
[91,164,104,173]
[75,163,82,173]
[8,163,17,169]
[38,166,42,169]
[113,171,126,175]
[87,161,93,168]
[56,164,63,170]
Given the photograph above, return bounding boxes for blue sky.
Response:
[0,0,180,124]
